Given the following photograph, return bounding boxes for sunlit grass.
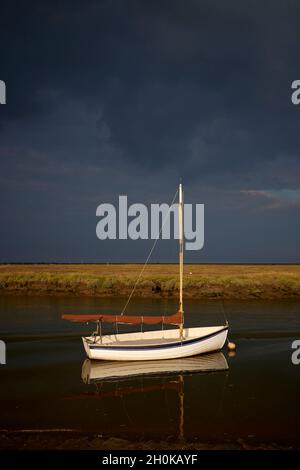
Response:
[0,264,299,299]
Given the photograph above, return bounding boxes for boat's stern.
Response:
[82,336,92,359]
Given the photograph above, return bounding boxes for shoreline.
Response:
[0,431,298,450]
[0,264,300,300]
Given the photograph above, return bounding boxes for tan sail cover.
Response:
[62,312,182,325]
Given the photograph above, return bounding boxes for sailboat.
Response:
[62,184,228,361]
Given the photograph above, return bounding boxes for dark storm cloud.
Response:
[1,0,299,166]
[0,0,300,261]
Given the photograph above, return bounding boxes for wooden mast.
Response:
[179,183,184,338]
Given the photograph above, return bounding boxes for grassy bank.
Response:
[0,264,300,300]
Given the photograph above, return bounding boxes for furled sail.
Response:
[62,311,182,325]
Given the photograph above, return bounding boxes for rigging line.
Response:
[220,299,228,326]
[120,188,179,315]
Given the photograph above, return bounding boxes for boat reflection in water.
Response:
[82,352,228,384]
[81,353,229,441]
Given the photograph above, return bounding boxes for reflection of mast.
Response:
[178,374,184,441]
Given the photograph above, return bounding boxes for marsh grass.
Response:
[0,264,299,299]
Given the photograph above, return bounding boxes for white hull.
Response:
[82,352,228,383]
[82,325,228,361]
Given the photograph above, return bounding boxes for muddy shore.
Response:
[0,432,298,450]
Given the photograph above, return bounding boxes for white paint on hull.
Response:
[82,325,228,361]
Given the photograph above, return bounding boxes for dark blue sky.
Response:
[0,0,300,262]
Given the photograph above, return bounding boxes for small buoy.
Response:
[227,341,236,351]
[228,351,236,358]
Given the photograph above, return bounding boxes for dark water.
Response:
[0,296,300,446]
